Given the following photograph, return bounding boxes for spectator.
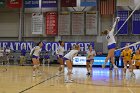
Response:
[20,45,26,66]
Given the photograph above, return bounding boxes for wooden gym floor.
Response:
[0,65,140,93]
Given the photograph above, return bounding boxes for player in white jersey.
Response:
[30,41,43,77]
[64,45,80,83]
[101,17,120,69]
[56,41,65,74]
[86,45,96,76]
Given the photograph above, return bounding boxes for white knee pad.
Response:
[124,66,127,69]
[61,65,64,68]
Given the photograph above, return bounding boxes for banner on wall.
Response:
[0,42,94,51]
[117,11,129,35]
[99,0,115,15]
[0,42,34,51]
[43,42,94,52]
[72,12,84,35]
[32,13,43,34]
[42,0,57,7]
[0,0,5,8]
[46,12,57,35]
[132,11,140,35]
[7,0,22,8]
[80,0,96,6]
[24,0,39,8]
[86,11,97,35]
[58,12,70,35]
[61,0,76,7]
[120,42,140,51]
[117,0,132,6]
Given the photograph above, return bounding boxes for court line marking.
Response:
[127,87,134,93]
[19,73,63,93]
[74,80,140,88]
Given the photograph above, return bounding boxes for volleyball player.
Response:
[30,41,43,77]
[64,45,80,83]
[56,41,65,74]
[132,49,140,69]
[121,44,134,76]
[86,45,96,76]
[101,17,120,69]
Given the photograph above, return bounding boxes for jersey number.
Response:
[107,35,110,39]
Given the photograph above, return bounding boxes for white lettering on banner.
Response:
[51,43,58,51]
[131,45,140,51]
[20,43,26,50]
[3,42,8,48]
[27,43,33,50]
[15,43,20,50]
[79,43,84,51]
[10,43,14,50]
[64,43,67,50]
[84,43,90,51]
[45,43,51,51]
[71,43,77,48]
[0,42,94,51]
[44,42,93,52]
[0,42,34,51]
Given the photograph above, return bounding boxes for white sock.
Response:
[113,64,117,67]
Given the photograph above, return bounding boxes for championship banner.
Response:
[0,0,5,8]
[24,0,39,8]
[58,12,70,35]
[46,12,58,35]
[117,0,131,6]
[72,12,84,35]
[42,0,57,7]
[61,0,76,7]
[132,11,140,35]
[120,42,140,51]
[99,0,115,15]
[80,0,96,6]
[117,11,129,35]
[86,11,97,35]
[32,13,43,34]
[7,0,22,8]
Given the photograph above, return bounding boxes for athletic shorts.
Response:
[57,55,63,59]
[108,43,116,50]
[32,55,39,59]
[87,59,94,62]
[44,55,50,59]
[63,57,69,62]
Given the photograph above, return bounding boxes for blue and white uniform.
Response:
[56,45,65,58]
[64,50,79,61]
[30,46,42,59]
[106,19,118,50]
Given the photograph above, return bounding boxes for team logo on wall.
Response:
[75,58,79,62]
